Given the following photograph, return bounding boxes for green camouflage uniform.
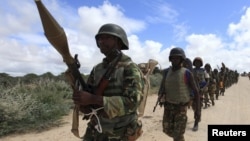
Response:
[205,70,216,106]
[192,68,208,109]
[213,69,220,100]
[83,53,144,141]
[218,69,225,95]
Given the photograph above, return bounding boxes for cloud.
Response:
[144,1,178,24]
[184,7,250,73]
[0,0,250,77]
[228,7,250,48]
[0,0,147,76]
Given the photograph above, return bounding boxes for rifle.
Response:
[153,68,168,112]
[35,0,121,138]
[34,0,88,91]
[34,1,123,138]
[153,94,162,112]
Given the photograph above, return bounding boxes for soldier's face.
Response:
[194,61,202,68]
[170,56,182,67]
[96,34,118,56]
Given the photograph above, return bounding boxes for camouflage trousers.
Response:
[204,84,216,105]
[162,102,187,141]
[215,84,220,99]
[82,122,128,141]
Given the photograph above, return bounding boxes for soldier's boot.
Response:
[221,91,224,96]
[192,121,199,131]
[212,100,215,106]
[193,113,201,122]
[203,103,208,109]
[174,135,185,141]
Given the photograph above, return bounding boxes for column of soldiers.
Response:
[185,57,240,109]
[138,55,240,141]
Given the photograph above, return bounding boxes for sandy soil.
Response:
[1,76,249,141]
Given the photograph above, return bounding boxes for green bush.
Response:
[0,78,72,137]
[149,73,162,94]
[0,71,162,137]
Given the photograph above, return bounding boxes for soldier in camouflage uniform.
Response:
[204,63,216,107]
[159,47,200,141]
[218,67,226,96]
[72,23,144,141]
[192,57,209,130]
[183,58,195,109]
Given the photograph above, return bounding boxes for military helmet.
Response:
[205,63,212,71]
[193,57,203,66]
[184,58,192,65]
[95,23,129,50]
[205,63,211,68]
[169,47,186,61]
[213,68,218,73]
[183,58,193,70]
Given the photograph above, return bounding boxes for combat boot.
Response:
[192,121,199,131]
[203,104,208,109]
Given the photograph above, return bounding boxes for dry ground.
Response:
[1,76,249,141]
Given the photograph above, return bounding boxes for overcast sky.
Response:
[1,0,250,76]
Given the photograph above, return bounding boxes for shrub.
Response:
[0,78,72,137]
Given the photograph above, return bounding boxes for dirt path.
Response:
[1,76,249,141]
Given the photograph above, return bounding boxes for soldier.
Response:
[213,68,220,100]
[183,58,195,109]
[72,23,144,141]
[192,57,209,105]
[158,47,200,141]
[204,63,216,106]
[219,67,226,96]
[192,57,209,130]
